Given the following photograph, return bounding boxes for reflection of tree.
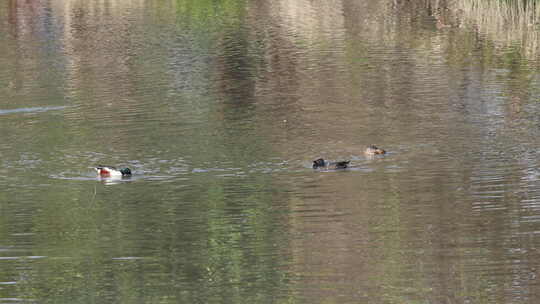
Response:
[2,0,540,303]
[1,1,294,303]
[0,174,292,302]
[275,0,540,303]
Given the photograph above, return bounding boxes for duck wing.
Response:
[334,161,350,169]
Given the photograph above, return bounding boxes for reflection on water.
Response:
[0,106,66,115]
[1,0,540,303]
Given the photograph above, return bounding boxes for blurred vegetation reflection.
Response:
[1,0,540,303]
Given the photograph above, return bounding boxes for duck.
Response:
[94,166,132,177]
[313,158,350,169]
[364,145,386,155]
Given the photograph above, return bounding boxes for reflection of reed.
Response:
[456,0,540,58]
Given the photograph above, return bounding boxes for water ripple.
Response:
[0,106,66,115]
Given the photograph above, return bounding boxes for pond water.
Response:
[1,0,540,303]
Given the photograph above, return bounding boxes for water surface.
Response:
[1,0,540,303]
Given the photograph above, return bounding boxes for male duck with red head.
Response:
[94,166,132,177]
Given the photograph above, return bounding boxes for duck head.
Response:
[313,158,326,169]
[366,145,386,155]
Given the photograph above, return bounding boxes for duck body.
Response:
[94,166,132,177]
[333,161,350,169]
[313,158,350,169]
[365,145,386,155]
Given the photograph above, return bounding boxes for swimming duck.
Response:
[313,158,350,169]
[364,145,386,155]
[94,166,132,177]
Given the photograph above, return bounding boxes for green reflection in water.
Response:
[2,174,292,303]
[2,0,540,303]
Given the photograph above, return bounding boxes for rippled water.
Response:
[1,0,540,303]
